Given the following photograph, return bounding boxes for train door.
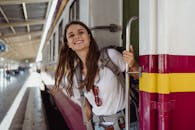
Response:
[123,0,139,129]
[123,0,139,61]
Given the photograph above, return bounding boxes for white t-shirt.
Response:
[63,48,126,116]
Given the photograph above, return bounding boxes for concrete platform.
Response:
[0,70,48,130]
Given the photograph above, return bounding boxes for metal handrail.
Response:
[125,16,138,130]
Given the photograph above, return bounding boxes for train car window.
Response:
[47,43,49,63]
[42,47,46,63]
[69,0,80,21]
[53,33,56,61]
[58,20,63,52]
[50,40,52,61]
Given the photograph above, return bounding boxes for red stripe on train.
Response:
[139,55,195,73]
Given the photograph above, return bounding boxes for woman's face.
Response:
[66,24,91,52]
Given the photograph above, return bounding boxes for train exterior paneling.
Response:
[139,0,195,130]
[80,0,123,48]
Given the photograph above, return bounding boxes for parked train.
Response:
[40,0,195,130]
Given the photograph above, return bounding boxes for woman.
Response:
[54,21,138,130]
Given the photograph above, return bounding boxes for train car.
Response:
[40,0,195,130]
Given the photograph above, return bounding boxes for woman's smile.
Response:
[74,40,84,45]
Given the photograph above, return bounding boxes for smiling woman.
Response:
[53,20,138,130]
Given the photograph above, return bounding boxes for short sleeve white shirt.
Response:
[63,48,126,116]
[84,49,126,115]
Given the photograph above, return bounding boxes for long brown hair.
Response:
[55,21,100,96]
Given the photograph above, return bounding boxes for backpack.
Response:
[99,45,139,122]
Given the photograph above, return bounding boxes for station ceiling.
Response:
[0,0,52,63]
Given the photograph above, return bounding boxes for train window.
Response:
[69,0,80,21]
[58,20,63,52]
[53,33,56,61]
[47,43,49,62]
[42,47,46,63]
[50,40,52,61]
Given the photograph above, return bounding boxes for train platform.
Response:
[0,69,69,130]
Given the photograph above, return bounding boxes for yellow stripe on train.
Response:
[139,73,195,94]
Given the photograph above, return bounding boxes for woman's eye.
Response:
[79,31,84,35]
[68,34,74,38]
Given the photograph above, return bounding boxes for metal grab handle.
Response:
[125,16,138,130]
[125,16,138,72]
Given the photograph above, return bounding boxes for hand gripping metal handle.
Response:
[125,16,138,130]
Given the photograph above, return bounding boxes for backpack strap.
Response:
[100,48,125,88]
[75,65,93,130]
